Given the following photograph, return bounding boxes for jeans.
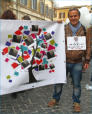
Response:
[53,62,82,103]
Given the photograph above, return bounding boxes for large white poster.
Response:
[0,20,66,95]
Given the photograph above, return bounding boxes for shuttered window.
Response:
[31,0,37,10]
[20,0,27,5]
[40,1,44,15]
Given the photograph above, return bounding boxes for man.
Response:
[22,15,31,20]
[48,8,91,112]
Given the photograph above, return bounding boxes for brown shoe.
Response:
[48,99,58,107]
[73,102,81,112]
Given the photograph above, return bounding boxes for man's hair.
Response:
[22,15,31,20]
[68,8,80,17]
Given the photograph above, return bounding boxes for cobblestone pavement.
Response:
[0,66,92,114]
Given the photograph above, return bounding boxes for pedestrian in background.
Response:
[48,8,91,113]
[1,9,16,19]
[90,47,92,82]
[86,27,92,90]
[89,27,92,82]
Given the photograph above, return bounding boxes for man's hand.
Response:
[83,63,89,70]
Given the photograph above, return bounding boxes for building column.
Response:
[27,0,31,9]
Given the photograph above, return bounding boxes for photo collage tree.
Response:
[2,24,58,84]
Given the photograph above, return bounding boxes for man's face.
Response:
[68,10,80,27]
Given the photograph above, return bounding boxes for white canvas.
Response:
[0,20,66,95]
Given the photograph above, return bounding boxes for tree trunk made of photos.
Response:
[28,66,37,83]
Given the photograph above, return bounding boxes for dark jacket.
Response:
[65,23,91,63]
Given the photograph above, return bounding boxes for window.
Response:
[32,0,37,10]
[12,0,16,2]
[90,7,92,13]
[49,9,53,19]
[0,0,1,6]
[45,6,49,17]
[90,7,92,12]
[59,12,65,19]
[20,0,27,5]
[0,1,2,16]
[40,2,44,15]
[0,6,2,17]
[54,10,57,18]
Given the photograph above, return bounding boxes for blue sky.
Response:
[53,0,92,7]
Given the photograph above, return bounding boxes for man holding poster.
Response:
[48,8,91,112]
